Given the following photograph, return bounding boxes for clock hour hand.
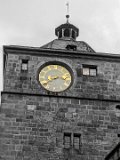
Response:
[48,75,59,80]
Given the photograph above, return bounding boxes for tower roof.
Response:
[41,6,95,53]
[55,22,79,39]
[55,4,79,41]
[41,39,95,53]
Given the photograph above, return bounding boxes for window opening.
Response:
[72,30,75,39]
[59,30,62,38]
[64,29,70,37]
[21,59,28,72]
[116,105,120,110]
[66,45,77,51]
[82,65,97,76]
[63,133,71,149]
[73,133,81,150]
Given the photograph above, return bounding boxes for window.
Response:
[21,59,28,72]
[59,30,62,38]
[116,105,120,110]
[66,45,77,51]
[82,65,97,76]
[63,133,71,149]
[72,30,75,39]
[73,133,81,150]
[118,134,120,137]
[64,29,70,37]
[63,132,81,150]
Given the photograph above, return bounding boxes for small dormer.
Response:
[55,15,79,40]
[66,44,77,51]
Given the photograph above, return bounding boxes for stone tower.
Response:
[0,15,120,160]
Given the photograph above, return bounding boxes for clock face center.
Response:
[39,64,72,92]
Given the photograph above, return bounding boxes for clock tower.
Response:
[1,15,120,160]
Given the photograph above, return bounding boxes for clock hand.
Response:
[48,75,59,80]
[42,80,50,85]
[61,75,69,80]
[42,76,59,85]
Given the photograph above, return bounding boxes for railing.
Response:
[105,142,120,160]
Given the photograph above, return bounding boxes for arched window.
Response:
[64,29,70,37]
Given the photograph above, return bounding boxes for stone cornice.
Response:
[1,91,120,103]
[3,45,120,62]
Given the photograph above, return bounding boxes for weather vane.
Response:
[66,1,70,23]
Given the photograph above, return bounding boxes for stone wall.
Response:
[4,51,120,101]
[2,47,120,159]
[0,93,120,160]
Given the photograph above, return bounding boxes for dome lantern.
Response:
[55,2,79,40]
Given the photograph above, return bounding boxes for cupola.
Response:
[41,3,95,53]
[55,6,79,40]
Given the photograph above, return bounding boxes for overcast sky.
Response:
[0,0,120,97]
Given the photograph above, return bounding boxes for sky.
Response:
[0,0,120,98]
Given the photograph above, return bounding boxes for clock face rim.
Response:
[38,62,73,93]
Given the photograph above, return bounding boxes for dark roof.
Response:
[40,39,95,53]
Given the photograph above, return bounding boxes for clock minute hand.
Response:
[42,80,50,85]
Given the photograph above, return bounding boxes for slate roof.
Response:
[40,39,95,53]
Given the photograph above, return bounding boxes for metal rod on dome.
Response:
[66,2,70,23]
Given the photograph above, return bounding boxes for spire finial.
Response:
[66,2,70,23]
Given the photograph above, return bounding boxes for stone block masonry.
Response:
[0,92,120,160]
[2,46,120,159]
[4,51,120,101]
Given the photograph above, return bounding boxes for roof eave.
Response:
[3,45,120,60]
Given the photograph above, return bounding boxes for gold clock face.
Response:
[39,64,72,92]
